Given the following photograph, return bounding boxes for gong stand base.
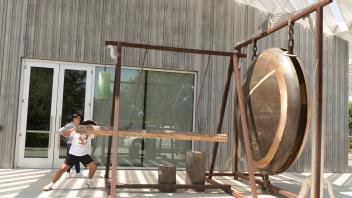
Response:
[104,178,233,197]
[205,172,298,198]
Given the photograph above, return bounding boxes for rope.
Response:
[127,49,148,129]
[195,55,211,132]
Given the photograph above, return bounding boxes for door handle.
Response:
[49,116,54,148]
[57,134,61,150]
[57,116,62,150]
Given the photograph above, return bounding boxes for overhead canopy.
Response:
[235,0,352,38]
[235,0,351,62]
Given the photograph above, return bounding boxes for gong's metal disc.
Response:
[240,48,310,175]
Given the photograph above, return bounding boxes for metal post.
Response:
[208,58,233,179]
[233,99,239,180]
[105,76,118,179]
[312,6,324,198]
[110,45,122,198]
[232,52,257,198]
[104,137,112,178]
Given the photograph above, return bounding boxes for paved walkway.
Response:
[0,169,351,198]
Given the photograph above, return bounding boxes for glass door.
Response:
[53,64,93,168]
[17,60,93,168]
[16,61,59,168]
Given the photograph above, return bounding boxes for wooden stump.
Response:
[186,151,205,192]
[158,165,176,192]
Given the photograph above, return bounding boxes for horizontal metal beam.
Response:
[112,183,231,190]
[105,41,247,57]
[236,173,298,198]
[205,177,246,198]
[235,0,332,49]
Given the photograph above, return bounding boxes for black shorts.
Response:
[65,154,94,167]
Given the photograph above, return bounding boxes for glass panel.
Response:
[91,67,116,166]
[143,71,194,167]
[25,67,54,158]
[91,67,195,168]
[24,132,49,158]
[26,67,54,131]
[59,69,87,158]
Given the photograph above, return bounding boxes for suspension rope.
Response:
[127,49,148,129]
[195,55,211,131]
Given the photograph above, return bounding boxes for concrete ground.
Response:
[0,169,352,198]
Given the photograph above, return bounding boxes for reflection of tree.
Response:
[119,70,194,131]
[26,68,87,130]
[27,67,54,131]
[61,70,86,125]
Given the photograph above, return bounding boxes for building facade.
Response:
[0,0,349,172]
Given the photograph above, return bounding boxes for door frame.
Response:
[16,59,60,168]
[16,59,95,168]
[52,63,94,168]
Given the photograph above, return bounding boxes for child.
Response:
[43,120,97,191]
[57,113,81,179]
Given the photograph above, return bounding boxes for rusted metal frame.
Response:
[205,177,246,198]
[235,0,332,50]
[110,45,122,198]
[206,172,263,177]
[232,52,258,198]
[104,137,112,178]
[112,183,231,190]
[312,5,324,198]
[104,74,117,178]
[102,41,247,196]
[233,1,331,197]
[208,57,234,179]
[239,172,266,177]
[236,173,298,198]
[105,41,246,57]
[233,86,239,180]
[205,172,236,176]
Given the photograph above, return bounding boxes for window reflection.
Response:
[91,67,195,168]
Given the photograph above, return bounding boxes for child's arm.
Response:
[62,127,75,138]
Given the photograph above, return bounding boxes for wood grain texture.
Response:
[75,125,228,142]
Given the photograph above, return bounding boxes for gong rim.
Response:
[240,48,311,175]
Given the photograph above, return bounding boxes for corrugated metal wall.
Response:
[0,0,348,172]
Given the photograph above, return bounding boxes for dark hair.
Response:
[81,120,96,125]
[72,113,81,119]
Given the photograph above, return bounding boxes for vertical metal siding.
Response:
[0,0,348,172]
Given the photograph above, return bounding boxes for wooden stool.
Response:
[158,165,176,192]
[186,151,205,192]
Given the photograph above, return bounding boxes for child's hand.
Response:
[63,127,75,137]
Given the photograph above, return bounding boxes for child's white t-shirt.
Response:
[69,132,91,156]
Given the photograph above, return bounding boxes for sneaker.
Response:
[86,179,94,188]
[75,173,82,178]
[43,182,54,191]
[65,172,71,179]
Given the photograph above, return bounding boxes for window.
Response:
[91,66,195,168]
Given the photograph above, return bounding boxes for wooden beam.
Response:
[76,125,227,143]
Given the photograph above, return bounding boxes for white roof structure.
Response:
[235,0,352,63]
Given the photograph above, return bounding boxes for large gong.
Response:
[240,48,311,175]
